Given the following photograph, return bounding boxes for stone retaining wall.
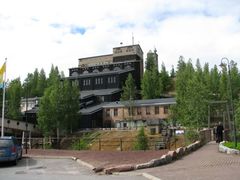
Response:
[101,140,202,174]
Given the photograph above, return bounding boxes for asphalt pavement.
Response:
[0,157,146,180]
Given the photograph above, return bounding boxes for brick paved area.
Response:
[25,149,168,168]
[136,141,240,180]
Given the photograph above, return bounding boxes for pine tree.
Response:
[134,127,148,150]
[121,73,136,101]
[6,78,22,120]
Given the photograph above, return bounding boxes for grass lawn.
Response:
[223,141,240,151]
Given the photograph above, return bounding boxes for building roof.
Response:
[102,98,176,108]
[80,102,109,115]
[80,88,122,99]
[69,68,134,79]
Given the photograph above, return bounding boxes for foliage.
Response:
[175,58,213,128]
[185,129,199,144]
[223,141,240,151]
[71,138,89,150]
[235,101,240,130]
[141,68,162,99]
[121,73,136,101]
[22,68,47,98]
[37,66,80,137]
[134,127,149,150]
[159,63,172,93]
[6,78,22,120]
[145,52,156,71]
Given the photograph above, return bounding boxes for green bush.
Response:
[71,138,89,150]
[185,129,199,144]
[134,127,149,150]
[223,141,240,150]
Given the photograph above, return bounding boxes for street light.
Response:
[219,57,237,148]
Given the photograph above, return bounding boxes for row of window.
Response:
[108,76,116,84]
[81,76,117,86]
[83,79,90,86]
[106,106,169,117]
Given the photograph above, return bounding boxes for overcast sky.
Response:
[0,0,240,81]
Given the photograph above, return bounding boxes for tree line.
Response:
[3,54,240,136]
[121,55,240,130]
[1,65,80,137]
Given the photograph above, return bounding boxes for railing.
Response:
[22,136,184,151]
[0,118,39,133]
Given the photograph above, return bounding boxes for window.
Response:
[164,106,169,114]
[108,77,110,84]
[146,107,150,115]
[75,80,79,86]
[101,78,103,84]
[155,106,159,114]
[128,107,134,116]
[83,80,86,86]
[114,108,118,116]
[113,76,116,83]
[137,107,141,115]
[106,109,110,117]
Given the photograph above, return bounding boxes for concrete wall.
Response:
[79,54,113,67]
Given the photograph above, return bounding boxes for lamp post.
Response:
[219,57,237,148]
[24,81,29,154]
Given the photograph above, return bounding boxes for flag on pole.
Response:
[1,59,6,137]
[0,62,6,88]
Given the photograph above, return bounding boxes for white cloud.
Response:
[0,0,240,81]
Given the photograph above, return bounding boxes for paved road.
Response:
[0,157,146,180]
[131,141,240,180]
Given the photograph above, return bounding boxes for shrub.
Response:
[134,127,149,150]
[223,141,240,150]
[185,129,199,144]
[71,138,89,150]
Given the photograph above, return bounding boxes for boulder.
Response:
[135,161,154,169]
[104,164,135,174]
[176,147,184,158]
[168,150,177,160]
[93,166,104,173]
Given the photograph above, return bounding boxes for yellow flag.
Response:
[0,62,6,84]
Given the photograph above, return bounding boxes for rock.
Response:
[176,147,184,158]
[135,161,154,169]
[104,164,135,174]
[93,166,104,173]
[161,154,172,163]
[149,157,166,167]
[168,150,177,160]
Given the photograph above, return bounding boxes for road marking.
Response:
[142,173,162,180]
[26,158,29,170]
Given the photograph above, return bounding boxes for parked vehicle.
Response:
[0,136,22,165]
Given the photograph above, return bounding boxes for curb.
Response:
[219,141,240,155]
[73,157,95,169]
[23,155,73,159]
[99,140,203,174]
[142,173,161,180]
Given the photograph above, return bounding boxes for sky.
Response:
[0,0,240,81]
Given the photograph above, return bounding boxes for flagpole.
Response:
[1,58,6,137]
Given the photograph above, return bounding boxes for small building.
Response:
[102,98,176,133]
